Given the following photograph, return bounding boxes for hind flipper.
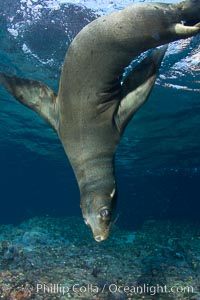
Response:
[115,45,168,133]
[0,72,59,132]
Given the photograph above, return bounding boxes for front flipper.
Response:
[115,45,168,134]
[0,72,59,132]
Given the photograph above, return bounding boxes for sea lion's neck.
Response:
[73,153,116,197]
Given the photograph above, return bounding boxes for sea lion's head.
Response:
[80,188,117,242]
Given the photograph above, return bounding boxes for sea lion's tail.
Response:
[0,72,59,132]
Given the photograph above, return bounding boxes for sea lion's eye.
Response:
[100,209,110,218]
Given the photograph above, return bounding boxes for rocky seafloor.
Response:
[0,216,200,300]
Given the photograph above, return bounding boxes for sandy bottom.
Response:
[0,217,200,300]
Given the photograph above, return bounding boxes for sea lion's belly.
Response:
[58,94,119,186]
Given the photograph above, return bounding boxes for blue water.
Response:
[0,0,200,229]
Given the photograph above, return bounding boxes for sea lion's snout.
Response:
[94,235,104,242]
[83,206,112,242]
[93,230,110,242]
[81,188,117,241]
[87,222,110,242]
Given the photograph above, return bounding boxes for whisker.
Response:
[109,213,120,231]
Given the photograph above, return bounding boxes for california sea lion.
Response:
[0,0,199,242]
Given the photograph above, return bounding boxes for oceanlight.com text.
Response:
[36,283,194,296]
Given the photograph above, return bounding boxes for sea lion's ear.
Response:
[114,45,168,134]
[0,72,59,132]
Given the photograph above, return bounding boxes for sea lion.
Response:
[0,0,199,242]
